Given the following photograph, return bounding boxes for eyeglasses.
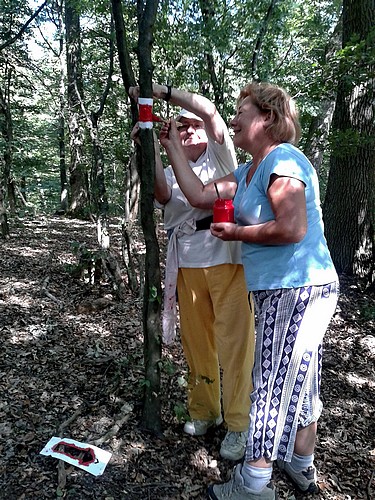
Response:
[177,122,205,132]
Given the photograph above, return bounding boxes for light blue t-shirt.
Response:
[233,143,338,291]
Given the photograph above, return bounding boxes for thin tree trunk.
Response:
[136,0,162,434]
[0,185,9,238]
[122,154,140,293]
[89,17,114,221]
[65,0,89,218]
[251,0,278,79]
[58,0,68,213]
[0,81,15,222]
[198,0,223,107]
[111,0,162,433]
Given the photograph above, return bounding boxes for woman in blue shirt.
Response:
[160,81,339,500]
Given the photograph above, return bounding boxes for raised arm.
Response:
[130,123,171,205]
[159,119,237,209]
[129,83,226,144]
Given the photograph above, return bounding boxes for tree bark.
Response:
[57,0,68,213]
[0,80,15,222]
[303,17,342,174]
[65,0,89,218]
[89,18,114,222]
[251,0,278,79]
[323,0,375,284]
[198,0,224,107]
[137,0,162,434]
[0,184,9,238]
[0,0,49,52]
[111,0,162,433]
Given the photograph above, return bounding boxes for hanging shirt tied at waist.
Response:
[162,217,212,344]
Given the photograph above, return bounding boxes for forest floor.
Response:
[0,215,374,500]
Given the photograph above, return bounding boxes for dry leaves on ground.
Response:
[0,216,374,500]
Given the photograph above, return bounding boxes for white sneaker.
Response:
[183,415,223,436]
[277,460,318,493]
[207,464,277,499]
[220,430,248,460]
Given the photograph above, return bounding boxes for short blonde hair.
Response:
[238,82,301,145]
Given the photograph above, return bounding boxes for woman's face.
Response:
[230,96,268,152]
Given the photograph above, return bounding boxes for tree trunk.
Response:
[0,83,14,225]
[111,0,162,433]
[197,0,224,107]
[122,154,141,294]
[0,185,9,238]
[65,0,89,218]
[303,16,342,176]
[323,0,375,285]
[303,101,335,174]
[251,0,277,79]
[89,18,114,222]
[58,0,68,213]
[137,0,162,434]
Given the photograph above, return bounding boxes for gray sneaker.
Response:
[183,415,223,436]
[277,459,319,493]
[220,430,247,461]
[207,464,277,499]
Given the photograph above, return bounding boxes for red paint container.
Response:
[213,199,235,223]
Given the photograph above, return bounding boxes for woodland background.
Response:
[0,0,374,498]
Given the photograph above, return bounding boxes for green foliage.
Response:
[329,129,375,158]
[139,378,151,388]
[159,358,177,376]
[149,284,161,303]
[358,303,375,322]
[0,0,356,216]
[336,30,375,89]
[68,241,104,282]
[173,401,189,422]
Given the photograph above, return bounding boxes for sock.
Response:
[290,452,314,471]
[241,463,272,492]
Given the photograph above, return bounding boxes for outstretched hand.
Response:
[130,122,141,145]
[131,124,160,150]
[129,84,166,102]
[129,86,140,102]
[210,222,239,241]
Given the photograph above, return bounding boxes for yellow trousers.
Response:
[177,264,255,431]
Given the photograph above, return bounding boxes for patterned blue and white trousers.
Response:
[245,281,339,462]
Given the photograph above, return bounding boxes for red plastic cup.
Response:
[213,198,235,223]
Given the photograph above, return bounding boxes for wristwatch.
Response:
[164,85,172,102]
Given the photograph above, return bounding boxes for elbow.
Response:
[158,195,171,205]
[297,222,308,242]
[182,187,208,208]
[155,189,171,206]
[188,196,206,209]
[197,103,218,123]
[280,223,307,244]
[206,105,219,122]
[187,192,211,209]
[288,226,307,244]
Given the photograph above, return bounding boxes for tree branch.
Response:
[0,0,50,52]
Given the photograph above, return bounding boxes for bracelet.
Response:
[164,85,172,102]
